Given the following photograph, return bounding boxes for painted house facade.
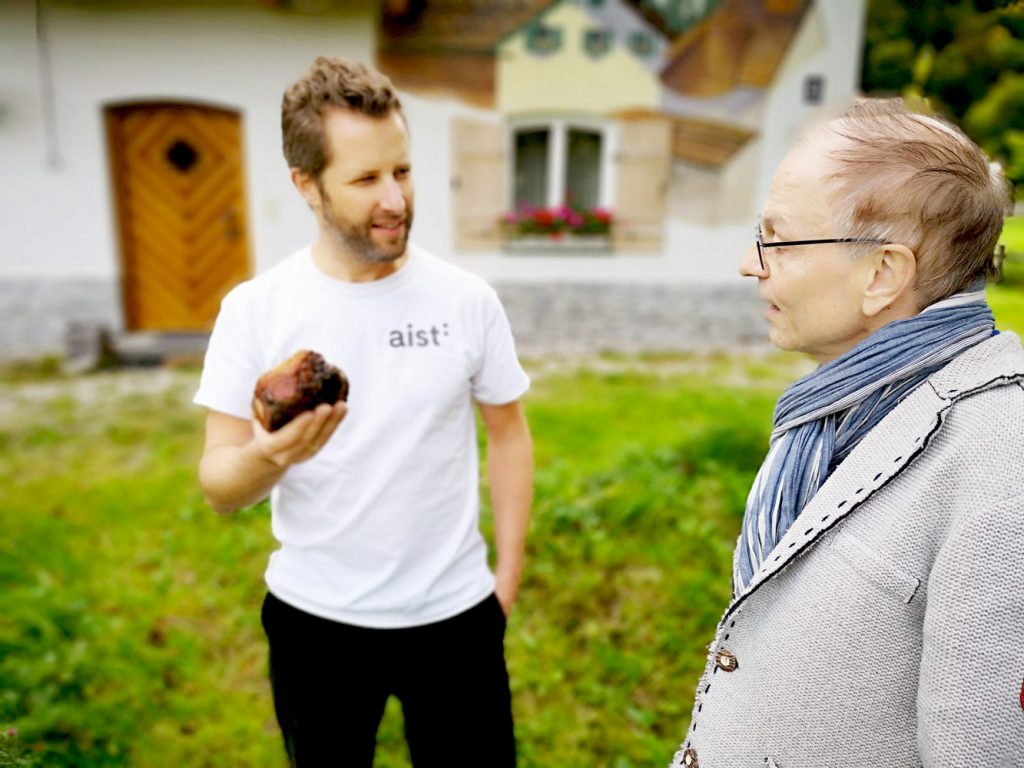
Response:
[0,0,867,360]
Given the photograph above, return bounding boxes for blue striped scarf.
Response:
[734,288,995,592]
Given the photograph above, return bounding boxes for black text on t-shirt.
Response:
[388,323,451,348]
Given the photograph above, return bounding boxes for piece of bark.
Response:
[252,350,349,432]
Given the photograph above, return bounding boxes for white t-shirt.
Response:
[194,244,530,628]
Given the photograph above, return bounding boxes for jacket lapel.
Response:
[729,380,949,607]
[722,332,1024,618]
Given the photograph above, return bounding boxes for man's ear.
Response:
[291,168,320,212]
[862,244,917,318]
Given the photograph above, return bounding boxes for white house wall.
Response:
[0,1,376,284]
[400,91,487,266]
[755,0,867,207]
[0,2,864,283]
[0,0,867,359]
[397,91,758,285]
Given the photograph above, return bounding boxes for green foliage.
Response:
[1005,129,1024,181]
[0,730,37,768]
[993,216,1024,295]
[965,73,1024,176]
[866,37,916,92]
[990,216,1024,317]
[863,0,1024,189]
[0,356,65,384]
[990,262,1024,323]
[990,227,1024,336]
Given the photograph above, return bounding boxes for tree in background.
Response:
[863,0,1024,195]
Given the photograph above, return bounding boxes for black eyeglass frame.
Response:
[755,222,887,271]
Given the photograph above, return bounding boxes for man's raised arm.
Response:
[198,402,347,514]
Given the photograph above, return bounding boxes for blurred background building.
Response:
[1,0,867,361]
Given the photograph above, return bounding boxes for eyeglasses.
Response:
[754,222,887,271]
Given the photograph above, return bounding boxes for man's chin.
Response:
[358,240,407,264]
[335,231,407,265]
[324,217,409,265]
[367,230,409,261]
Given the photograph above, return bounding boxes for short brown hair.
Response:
[282,56,402,179]
[823,98,1012,306]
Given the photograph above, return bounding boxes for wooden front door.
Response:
[106,103,251,331]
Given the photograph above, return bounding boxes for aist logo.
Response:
[388,323,451,348]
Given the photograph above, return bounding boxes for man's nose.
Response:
[379,177,406,213]
[739,243,767,278]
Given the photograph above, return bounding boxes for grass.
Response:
[990,217,1024,334]
[0,355,801,768]
[999,215,1024,256]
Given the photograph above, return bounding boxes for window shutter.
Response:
[613,117,671,252]
[450,117,507,251]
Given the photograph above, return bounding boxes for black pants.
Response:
[261,591,516,768]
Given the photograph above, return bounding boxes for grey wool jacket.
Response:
[671,332,1024,768]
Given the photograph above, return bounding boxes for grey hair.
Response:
[822,98,1012,306]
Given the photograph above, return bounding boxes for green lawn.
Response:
[991,216,1024,334]
[0,355,807,768]
[999,215,1024,256]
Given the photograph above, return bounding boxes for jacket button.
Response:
[715,649,738,672]
[682,747,699,767]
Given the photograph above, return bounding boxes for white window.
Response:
[509,118,615,211]
[449,115,669,252]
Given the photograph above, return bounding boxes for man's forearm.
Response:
[199,441,286,514]
[488,427,533,609]
[198,403,347,515]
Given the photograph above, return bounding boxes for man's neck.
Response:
[311,238,408,283]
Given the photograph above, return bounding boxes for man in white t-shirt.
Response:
[195,56,533,767]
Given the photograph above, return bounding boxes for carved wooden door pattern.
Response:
[106,103,251,331]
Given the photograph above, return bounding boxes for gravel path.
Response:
[0,367,200,425]
[0,350,811,427]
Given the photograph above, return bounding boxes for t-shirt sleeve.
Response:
[470,287,530,405]
[193,287,262,420]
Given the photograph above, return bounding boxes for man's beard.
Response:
[320,189,413,265]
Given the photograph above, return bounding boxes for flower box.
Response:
[500,206,614,255]
[501,205,613,237]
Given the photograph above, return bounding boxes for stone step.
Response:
[64,322,209,372]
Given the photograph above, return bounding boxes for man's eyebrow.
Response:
[348,161,410,179]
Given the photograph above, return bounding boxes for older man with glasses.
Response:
[670,98,1023,768]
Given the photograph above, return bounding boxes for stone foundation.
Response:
[0,279,121,361]
[494,282,768,357]
[0,278,770,362]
